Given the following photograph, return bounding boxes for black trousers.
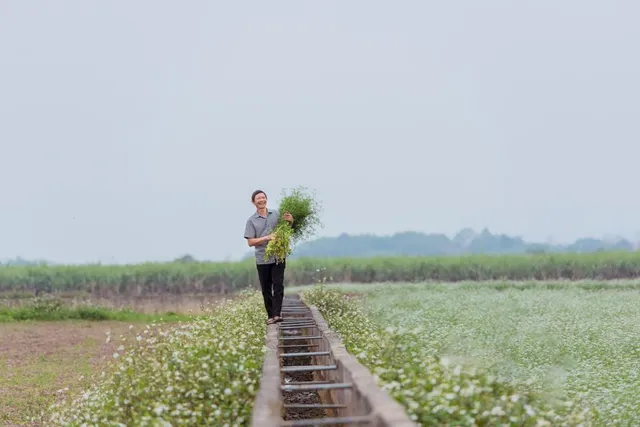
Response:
[256,261,286,318]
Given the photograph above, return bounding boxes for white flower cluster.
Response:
[45,290,266,426]
[301,286,595,426]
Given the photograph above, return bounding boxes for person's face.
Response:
[252,192,267,210]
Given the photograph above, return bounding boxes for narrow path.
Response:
[278,295,372,426]
[252,293,416,427]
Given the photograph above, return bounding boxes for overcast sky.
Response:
[1,1,638,264]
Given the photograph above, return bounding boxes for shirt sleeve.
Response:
[244,220,256,239]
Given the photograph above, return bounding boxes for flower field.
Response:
[44,291,267,426]
[3,251,640,297]
[28,279,638,426]
[301,282,640,426]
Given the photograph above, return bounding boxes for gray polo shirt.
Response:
[244,209,281,264]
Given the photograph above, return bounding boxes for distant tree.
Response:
[174,254,197,263]
[0,257,49,266]
[266,228,638,259]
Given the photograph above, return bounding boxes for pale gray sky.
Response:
[1,1,638,264]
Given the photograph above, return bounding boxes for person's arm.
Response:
[247,235,273,247]
[244,220,274,247]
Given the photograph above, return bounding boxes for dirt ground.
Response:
[84,294,232,315]
[0,321,139,427]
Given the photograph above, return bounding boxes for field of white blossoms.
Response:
[40,280,638,426]
[44,291,267,426]
[301,281,640,426]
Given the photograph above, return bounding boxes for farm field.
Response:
[300,281,640,425]
[0,320,139,426]
[3,277,639,426]
[0,297,203,426]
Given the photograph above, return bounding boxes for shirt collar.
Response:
[253,209,273,219]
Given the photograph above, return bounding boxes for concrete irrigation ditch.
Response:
[251,294,417,427]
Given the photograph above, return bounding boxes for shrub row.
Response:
[2,251,640,296]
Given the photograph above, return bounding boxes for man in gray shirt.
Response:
[244,189,293,324]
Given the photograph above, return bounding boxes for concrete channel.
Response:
[251,294,417,427]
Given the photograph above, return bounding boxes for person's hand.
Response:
[284,212,294,223]
[266,233,276,242]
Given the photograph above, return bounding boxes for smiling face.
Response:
[251,190,267,210]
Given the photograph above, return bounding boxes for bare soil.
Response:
[86,294,231,315]
[0,321,139,427]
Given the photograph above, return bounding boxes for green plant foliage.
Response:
[0,295,193,322]
[3,252,640,296]
[264,186,322,263]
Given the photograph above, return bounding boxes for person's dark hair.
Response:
[251,190,267,202]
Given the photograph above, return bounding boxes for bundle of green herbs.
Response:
[264,186,322,263]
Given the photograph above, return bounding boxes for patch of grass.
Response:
[0,296,196,323]
[0,353,94,425]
